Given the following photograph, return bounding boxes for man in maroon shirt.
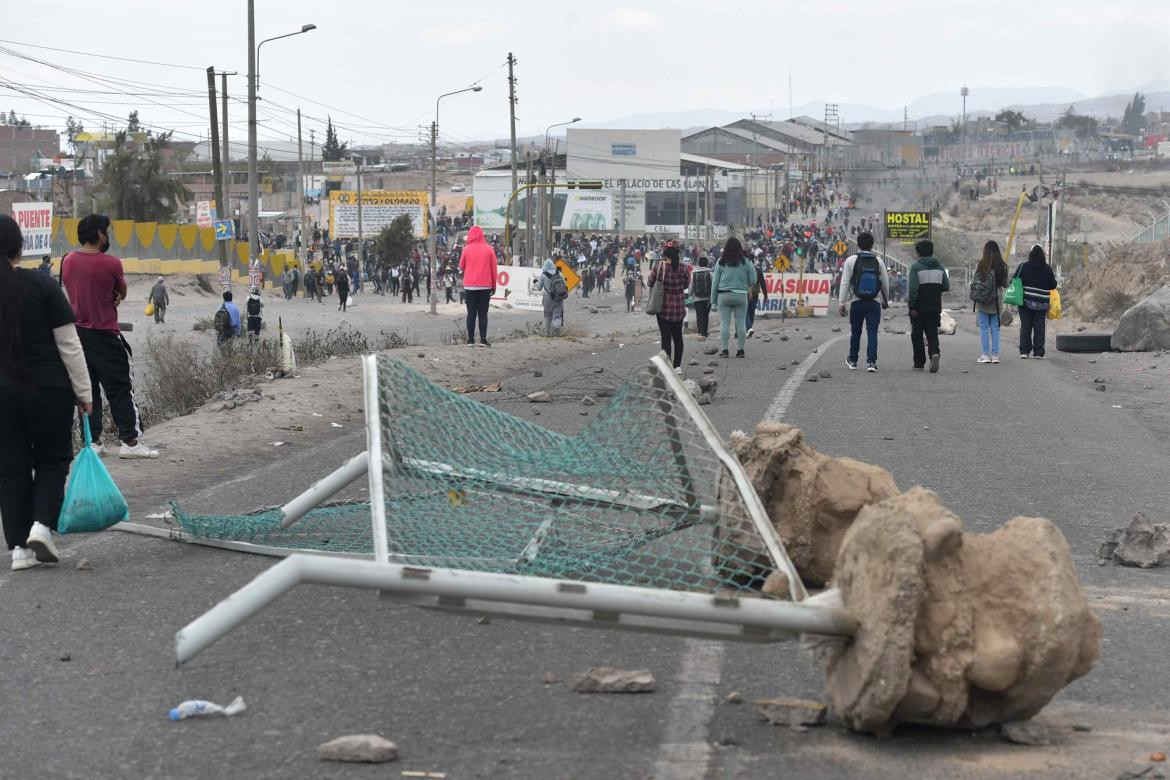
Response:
[61,214,158,459]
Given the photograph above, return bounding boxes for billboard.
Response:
[12,202,53,254]
[885,211,931,243]
[329,190,429,239]
[473,176,612,232]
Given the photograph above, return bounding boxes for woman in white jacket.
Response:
[0,214,92,571]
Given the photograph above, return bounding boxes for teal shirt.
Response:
[710,261,755,305]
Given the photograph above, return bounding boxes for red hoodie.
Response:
[459,226,498,290]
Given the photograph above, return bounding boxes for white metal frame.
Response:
[173,353,842,664]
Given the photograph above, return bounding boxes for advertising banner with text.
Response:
[330,190,429,239]
[12,202,53,254]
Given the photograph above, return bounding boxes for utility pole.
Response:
[297,108,305,270]
[507,52,520,262]
[619,178,626,235]
[219,71,235,221]
[525,151,533,262]
[356,155,364,282]
[205,67,229,269]
[246,0,259,260]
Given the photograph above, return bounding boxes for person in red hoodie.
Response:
[458,226,498,346]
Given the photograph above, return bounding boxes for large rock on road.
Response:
[1112,283,1170,351]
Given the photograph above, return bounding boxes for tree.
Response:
[375,214,415,267]
[65,116,85,152]
[994,110,1027,130]
[127,110,141,133]
[1122,92,1146,135]
[1055,106,1098,140]
[1,109,30,127]
[321,116,348,161]
[95,130,190,221]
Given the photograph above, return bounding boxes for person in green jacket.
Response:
[710,237,755,358]
[907,239,950,373]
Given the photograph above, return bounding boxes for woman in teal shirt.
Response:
[710,237,754,357]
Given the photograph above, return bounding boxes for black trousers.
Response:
[77,327,143,443]
[910,310,941,368]
[1018,305,1048,357]
[0,386,75,549]
[657,315,684,368]
[693,300,711,337]
[465,289,491,342]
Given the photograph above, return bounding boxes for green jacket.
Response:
[710,261,755,305]
[908,256,949,313]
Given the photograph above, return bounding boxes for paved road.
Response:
[4,306,1169,779]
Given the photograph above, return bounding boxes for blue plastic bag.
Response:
[58,417,129,534]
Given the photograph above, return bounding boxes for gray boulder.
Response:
[1112,284,1170,352]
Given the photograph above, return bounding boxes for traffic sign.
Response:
[214,219,235,240]
[832,240,849,256]
[773,255,791,272]
[554,259,581,292]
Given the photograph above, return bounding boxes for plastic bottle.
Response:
[168,695,246,721]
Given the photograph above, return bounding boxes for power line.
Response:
[0,38,203,70]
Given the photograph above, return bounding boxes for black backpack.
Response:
[691,268,712,299]
[247,297,262,316]
[851,254,882,300]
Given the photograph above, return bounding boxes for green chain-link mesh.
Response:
[172,357,781,595]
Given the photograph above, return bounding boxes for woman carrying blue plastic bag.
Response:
[0,215,93,571]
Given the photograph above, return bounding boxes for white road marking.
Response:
[651,335,843,779]
[765,335,847,421]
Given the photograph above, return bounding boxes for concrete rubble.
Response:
[825,487,1100,734]
[714,421,899,587]
[318,734,399,763]
[1098,514,1170,568]
[571,668,656,693]
[753,697,827,727]
[714,422,1100,734]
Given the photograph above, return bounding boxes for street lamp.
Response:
[429,84,482,314]
[248,1,315,261]
[542,117,580,259]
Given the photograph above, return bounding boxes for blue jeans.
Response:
[977,310,1001,356]
[746,296,759,330]
[848,299,881,364]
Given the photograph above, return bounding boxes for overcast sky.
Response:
[2,0,1168,152]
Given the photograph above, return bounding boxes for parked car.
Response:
[450,184,466,192]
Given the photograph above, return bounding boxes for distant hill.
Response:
[574,85,1166,133]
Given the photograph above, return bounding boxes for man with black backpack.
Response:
[837,232,889,372]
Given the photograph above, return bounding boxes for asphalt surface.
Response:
[4,301,1170,779]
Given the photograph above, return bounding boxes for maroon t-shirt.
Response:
[62,250,127,332]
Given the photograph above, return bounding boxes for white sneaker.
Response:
[90,443,106,457]
[991,355,1000,364]
[11,546,40,571]
[673,366,683,376]
[977,355,991,363]
[746,328,755,339]
[1019,353,1030,359]
[119,442,160,459]
[26,522,58,563]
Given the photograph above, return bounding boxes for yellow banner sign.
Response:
[885,211,931,243]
